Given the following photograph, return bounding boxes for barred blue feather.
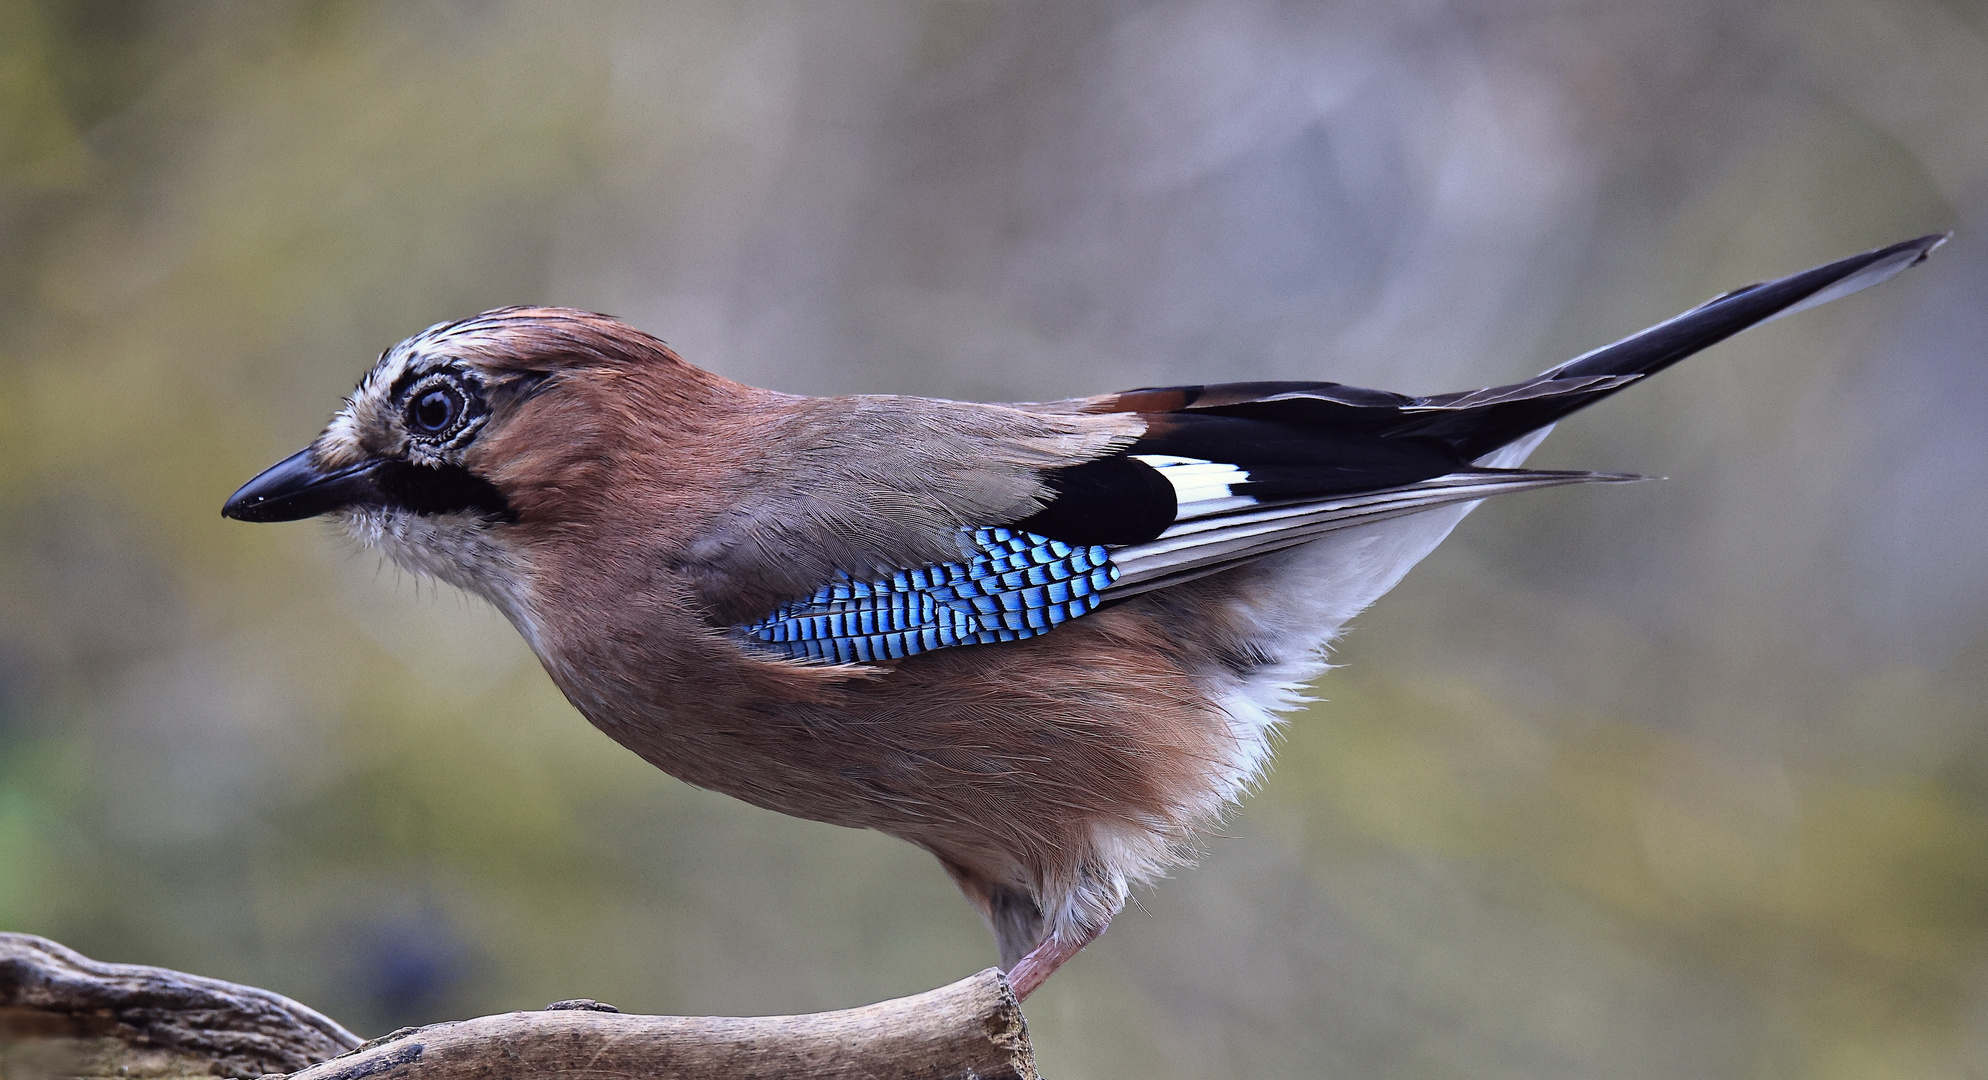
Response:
[743,527,1119,664]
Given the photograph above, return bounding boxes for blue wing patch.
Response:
[742,527,1120,664]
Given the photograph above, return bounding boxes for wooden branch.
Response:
[291,969,1036,1080]
[0,932,361,1077]
[0,932,1039,1080]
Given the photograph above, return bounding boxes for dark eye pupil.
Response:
[413,389,457,432]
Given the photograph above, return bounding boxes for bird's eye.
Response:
[409,389,459,435]
[395,371,485,447]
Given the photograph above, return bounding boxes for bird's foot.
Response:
[1005,919,1107,1001]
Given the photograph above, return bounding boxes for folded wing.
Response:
[740,234,1946,664]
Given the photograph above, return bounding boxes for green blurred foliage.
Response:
[2,1,1986,1077]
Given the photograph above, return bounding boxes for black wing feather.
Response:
[1009,455,1177,546]
[1014,413,1463,546]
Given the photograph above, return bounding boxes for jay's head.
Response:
[223,306,730,606]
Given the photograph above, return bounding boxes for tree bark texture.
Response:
[0,933,1039,1080]
[0,933,361,1078]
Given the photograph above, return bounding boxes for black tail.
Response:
[1017,234,1949,549]
[1101,233,1948,462]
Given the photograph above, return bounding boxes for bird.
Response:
[224,234,1944,1001]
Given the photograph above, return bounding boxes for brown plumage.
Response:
[224,235,1943,998]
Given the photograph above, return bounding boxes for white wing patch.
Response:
[1130,454,1259,520]
[1106,467,1639,599]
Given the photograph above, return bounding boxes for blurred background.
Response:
[1,1,1984,1076]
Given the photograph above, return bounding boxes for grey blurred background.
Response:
[2,1,1985,1076]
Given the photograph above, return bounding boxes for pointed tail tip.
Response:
[1907,231,1952,264]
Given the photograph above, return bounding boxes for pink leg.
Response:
[1005,919,1109,1001]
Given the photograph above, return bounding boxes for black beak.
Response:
[222,449,383,523]
[223,450,515,523]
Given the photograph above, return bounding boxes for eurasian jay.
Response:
[224,235,1944,1000]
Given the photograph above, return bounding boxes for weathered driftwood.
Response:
[0,932,361,1078]
[289,970,1036,1080]
[0,932,1039,1080]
